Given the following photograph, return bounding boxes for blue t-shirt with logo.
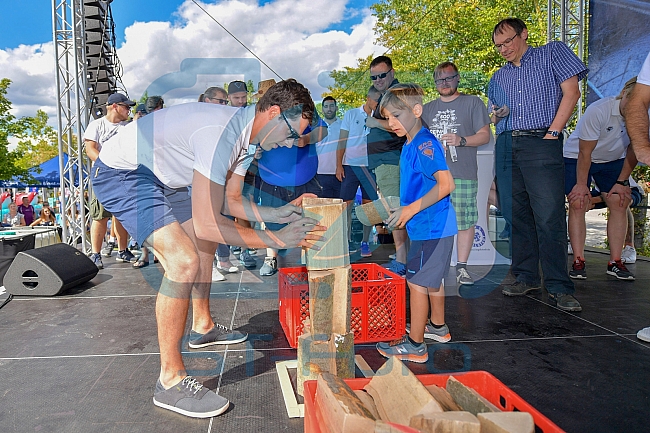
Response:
[400,127,457,241]
[257,118,326,187]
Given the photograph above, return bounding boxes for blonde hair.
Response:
[379,83,424,114]
[618,76,637,100]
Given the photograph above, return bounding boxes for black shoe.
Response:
[606,260,635,281]
[569,258,586,280]
[500,280,541,296]
[548,293,582,312]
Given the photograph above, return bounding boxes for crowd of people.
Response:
[75,16,650,419]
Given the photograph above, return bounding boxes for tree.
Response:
[0,78,31,182]
[327,0,546,104]
[13,109,59,170]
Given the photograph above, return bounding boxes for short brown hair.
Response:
[493,18,527,42]
[256,79,315,125]
[434,61,459,77]
[379,83,424,113]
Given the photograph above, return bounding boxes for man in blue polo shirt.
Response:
[488,17,588,311]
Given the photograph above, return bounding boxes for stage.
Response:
[0,245,648,432]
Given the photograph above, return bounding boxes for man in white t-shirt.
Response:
[92,79,324,418]
[315,96,343,198]
[84,93,136,269]
[565,78,640,281]
[337,86,380,257]
[625,51,650,343]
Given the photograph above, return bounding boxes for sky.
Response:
[0,0,384,133]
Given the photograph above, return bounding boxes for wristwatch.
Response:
[548,130,560,137]
[616,179,630,187]
[459,137,467,147]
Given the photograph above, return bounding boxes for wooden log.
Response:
[315,372,376,433]
[409,411,481,433]
[354,390,381,420]
[308,266,352,339]
[303,198,350,271]
[477,412,535,433]
[297,333,335,396]
[364,357,442,425]
[355,196,401,226]
[425,385,462,411]
[330,331,355,380]
[445,377,501,415]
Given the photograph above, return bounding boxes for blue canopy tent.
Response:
[0,154,72,188]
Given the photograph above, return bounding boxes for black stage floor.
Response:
[1,245,649,433]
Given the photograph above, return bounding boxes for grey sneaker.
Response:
[456,267,474,285]
[406,321,451,343]
[239,249,256,269]
[259,256,277,276]
[153,376,229,418]
[90,253,103,269]
[188,324,248,348]
[548,293,582,312]
[500,281,541,296]
[116,249,138,263]
[102,241,116,257]
[376,335,428,363]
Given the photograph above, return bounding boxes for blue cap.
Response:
[107,93,136,106]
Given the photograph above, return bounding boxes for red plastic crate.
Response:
[303,371,565,433]
[278,263,406,348]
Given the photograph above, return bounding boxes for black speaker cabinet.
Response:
[4,243,98,296]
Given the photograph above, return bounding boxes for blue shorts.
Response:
[406,236,454,290]
[259,176,322,231]
[339,165,378,202]
[92,158,192,246]
[316,174,341,199]
[564,158,625,196]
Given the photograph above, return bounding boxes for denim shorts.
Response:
[91,158,192,246]
[406,236,454,290]
[259,176,322,231]
[339,165,378,202]
[564,158,625,196]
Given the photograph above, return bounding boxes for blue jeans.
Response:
[495,133,574,295]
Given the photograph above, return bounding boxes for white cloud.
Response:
[0,0,384,128]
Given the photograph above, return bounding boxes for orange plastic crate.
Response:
[278,263,406,348]
[303,371,565,433]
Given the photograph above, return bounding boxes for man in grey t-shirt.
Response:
[422,62,491,286]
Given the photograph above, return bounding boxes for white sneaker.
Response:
[211,266,226,282]
[637,327,650,342]
[621,245,636,264]
[567,242,573,255]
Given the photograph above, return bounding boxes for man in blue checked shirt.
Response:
[488,17,588,312]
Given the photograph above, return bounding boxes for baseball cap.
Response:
[228,80,248,94]
[107,93,136,106]
[136,104,147,115]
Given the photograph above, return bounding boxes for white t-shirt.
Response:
[340,106,369,167]
[563,97,629,163]
[639,52,650,85]
[316,119,342,175]
[99,103,255,189]
[83,116,129,150]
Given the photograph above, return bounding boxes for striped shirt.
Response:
[488,42,588,135]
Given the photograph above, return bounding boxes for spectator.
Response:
[30,206,57,226]
[337,86,381,257]
[18,195,36,226]
[565,77,639,281]
[375,83,456,362]
[316,96,343,199]
[227,80,248,107]
[422,61,492,286]
[3,202,25,227]
[200,87,228,105]
[623,51,650,342]
[488,17,587,311]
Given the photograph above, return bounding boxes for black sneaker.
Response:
[188,324,248,348]
[607,260,635,281]
[569,258,586,280]
[548,293,582,312]
[500,280,541,296]
[153,376,229,418]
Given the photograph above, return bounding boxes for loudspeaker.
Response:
[4,243,98,296]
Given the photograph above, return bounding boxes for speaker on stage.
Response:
[3,243,98,296]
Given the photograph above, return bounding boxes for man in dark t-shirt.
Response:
[18,195,36,226]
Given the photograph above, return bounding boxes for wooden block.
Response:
[355,196,400,226]
[330,332,355,379]
[410,411,481,433]
[303,199,350,271]
[425,385,462,411]
[354,390,381,420]
[363,357,442,426]
[297,334,335,396]
[477,412,535,433]
[445,377,501,416]
[308,266,352,339]
[315,372,376,433]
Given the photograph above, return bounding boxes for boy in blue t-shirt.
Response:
[375,83,458,363]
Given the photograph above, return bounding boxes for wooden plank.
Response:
[329,331,355,380]
[308,266,351,339]
[425,384,462,411]
[410,411,481,433]
[315,372,376,433]
[354,390,381,420]
[355,354,375,378]
[446,376,501,415]
[275,360,304,418]
[477,413,535,433]
[297,333,336,396]
[303,199,350,271]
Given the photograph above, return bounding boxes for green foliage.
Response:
[328,0,547,103]
[0,78,32,183]
[13,110,59,170]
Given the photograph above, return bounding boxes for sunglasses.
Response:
[206,97,229,105]
[370,69,392,81]
[280,112,301,140]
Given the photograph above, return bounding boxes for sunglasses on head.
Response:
[370,69,392,81]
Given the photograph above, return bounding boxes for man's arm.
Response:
[605,146,637,206]
[85,139,100,162]
[624,82,650,164]
[365,116,391,132]
[546,76,581,139]
[336,129,349,182]
[440,125,491,147]
[567,139,596,208]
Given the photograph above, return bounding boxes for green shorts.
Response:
[375,164,400,198]
[89,191,112,221]
[450,179,478,231]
